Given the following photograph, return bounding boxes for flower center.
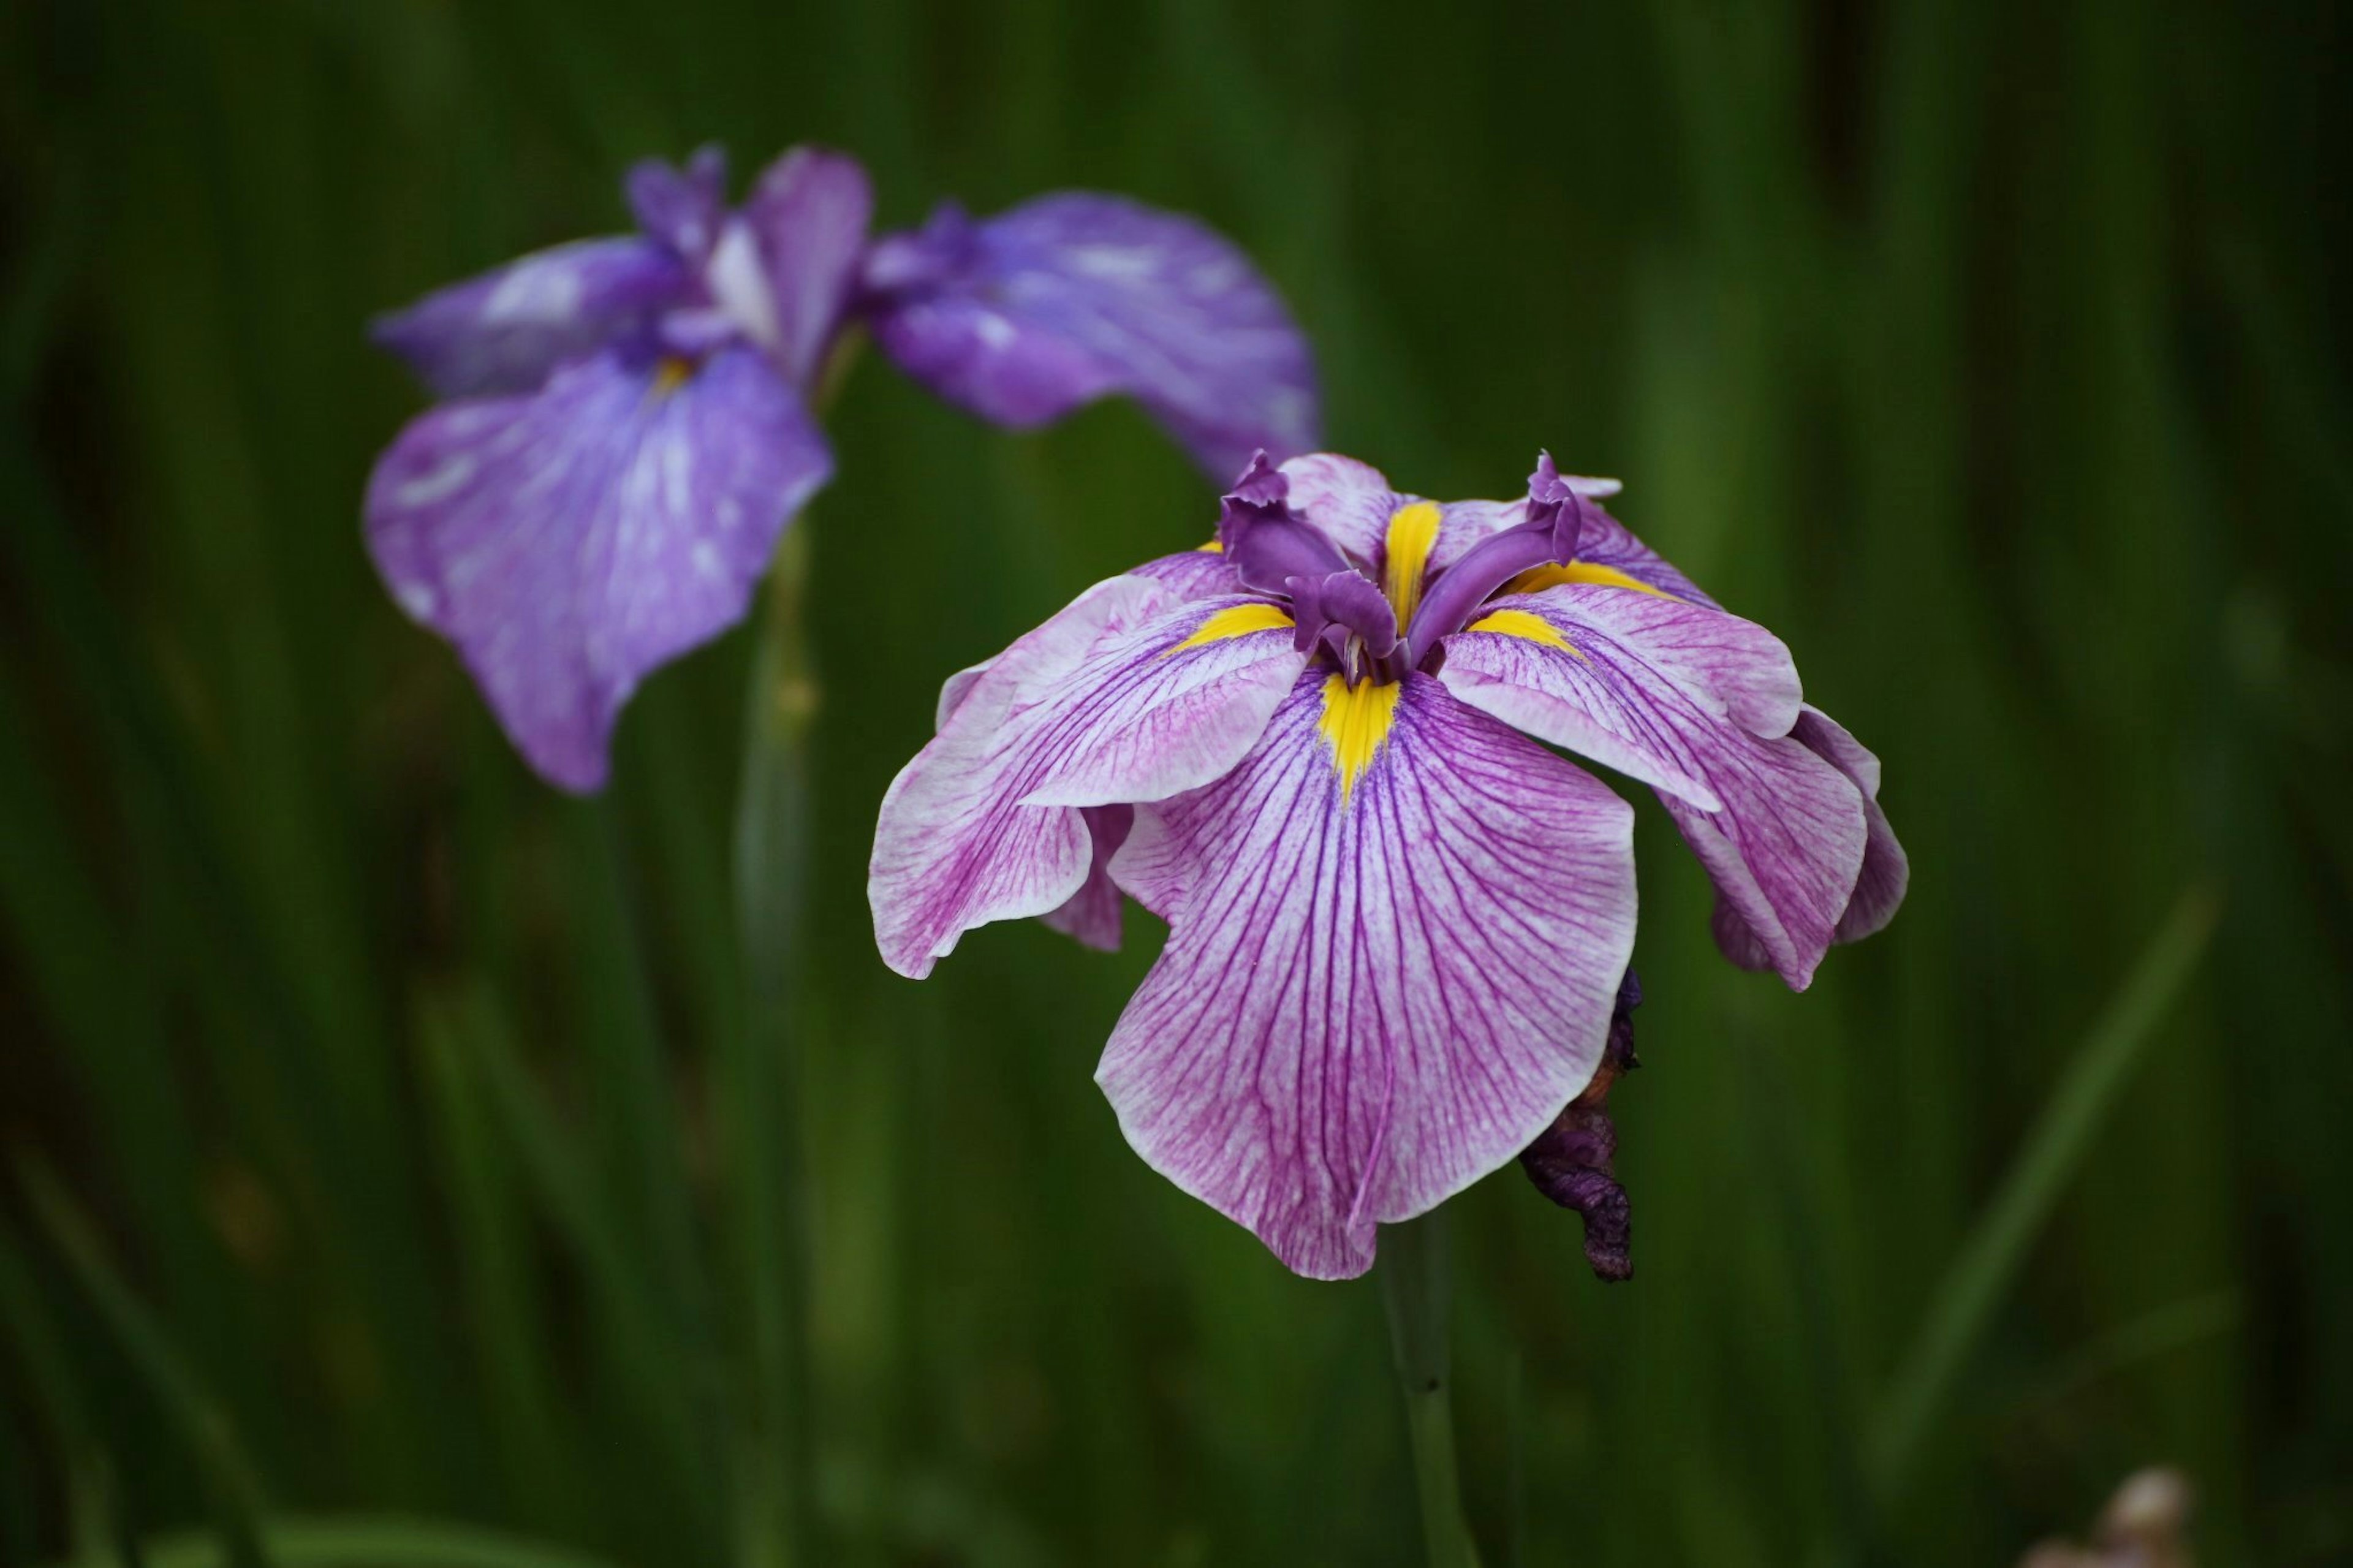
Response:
[650,355,696,400]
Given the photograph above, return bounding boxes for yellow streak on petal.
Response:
[1316,674,1402,802]
[1166,601,1295,654]
[1382,501,1443,625]
[650,355,695,400]
[1504,561,1679,599]
[1198,538,1224,553]
[1464,608,1586,661]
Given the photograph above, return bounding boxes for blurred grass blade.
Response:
[0,659,226,1354]
[561,801,716,1393]
[412,987,568,1531]
[1737,1031,1877,1554]
[0,432,453,1483]
[2017,1289,2242,1415]
[0,1223,129,1564]
[13,1157,273,1568]
[41,1516,627,1568]
[0,1194,98,1464]
[1502,1346,1525,1568]
[1866,887,2221,1496]
[458,991,723,1549]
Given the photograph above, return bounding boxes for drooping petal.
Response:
[1438,585,1865,988]
[870,581,1306,979]
[1713,705,1907,966]
[1791,707,1907,943]
[740,146,874,388]
[371,238,689,400]
[935,662,1146,953]
[1100,673,1637,1279]
[366,347,829,791]
[861,194,1319,479]
[1040,804,1134,952]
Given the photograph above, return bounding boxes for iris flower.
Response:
[870,452,1905,1278]
[365,145,1317,790]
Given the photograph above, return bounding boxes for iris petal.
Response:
[869,581,1307,978]
[740,146,874,388]
[1439,585,1866,988]
[370,238,689,400]
[1040,805,1135,953]
[1275,453,1406,564]
[861,193,1320,480]
[1101,673,1637,1279]
[1712,706,1908,965]
[626,145,729,263]
[364,347,830,791]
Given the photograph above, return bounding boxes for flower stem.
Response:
[723,334,860,1568]
[727,521,820,1567]
[1379,1210,1482,1568]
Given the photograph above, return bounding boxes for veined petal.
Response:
[1438,585,1863,988]
[1550,504,1716,606]
[1101,673,1637,1279]
[1129,545,1249,602]
[929,556,1244,953]
[1427,498,1525,570]
[371,238,689,399]
[1713,706,1908,966]
[1438,585,1803,803]
[870,583,1306,979]
[1797,707,1906,942]
[741,146,874,388]
[862,194,1319,480]
[1276,453,1407,564]
[365,347,829,791]
[935,662,1140,953]
[935,654,999,730]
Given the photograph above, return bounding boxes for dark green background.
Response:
[3,1,2348,1564]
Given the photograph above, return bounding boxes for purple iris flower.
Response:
[869,452,1906,1279]
[365,145,1318,791]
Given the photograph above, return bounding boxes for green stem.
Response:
[1378,1211,1481,1568]
[726,520,820,1567]
[722,333,859,1568]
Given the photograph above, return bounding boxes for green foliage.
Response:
[2,1,2348,1564]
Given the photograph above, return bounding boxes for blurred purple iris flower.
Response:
[869,452,1906,1278]
[365,145,1318,790]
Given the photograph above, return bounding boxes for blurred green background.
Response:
[3,0,2349,1564]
